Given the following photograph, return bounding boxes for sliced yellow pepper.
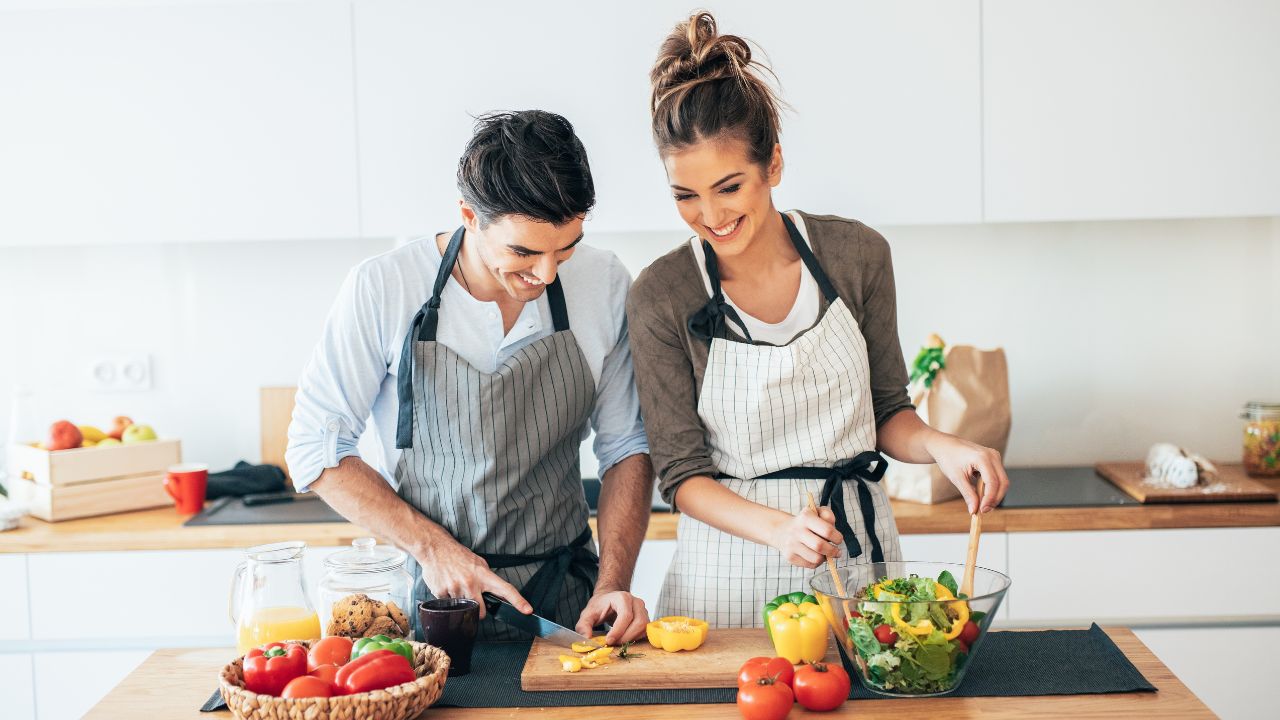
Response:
[583,646,614,664]
[768,602,829,664]
[570,636,609,653]
[559,654,583,672]
[889,603,936,636]
[932,582,971,639]
[645,616,709,652]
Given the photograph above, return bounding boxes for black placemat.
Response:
[184,495,346,525]
[435,624,1155,708]
[1000,467,1139,508]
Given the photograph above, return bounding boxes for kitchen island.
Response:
[82,628,1213,718]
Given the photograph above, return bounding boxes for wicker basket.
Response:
[218,640,450,720]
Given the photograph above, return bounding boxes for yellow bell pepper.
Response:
[889,603,936,637]
[767,602,829,664]
[932,582,971,639]
[646,616,709,652]
[559,655,583,672]
[570,636,608,654]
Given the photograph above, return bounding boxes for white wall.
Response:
[1,215,1276,477]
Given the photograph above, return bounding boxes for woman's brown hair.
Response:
[649,11,784,165]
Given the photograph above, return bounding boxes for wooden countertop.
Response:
[2,474,1278,553]
[84,628,1212,719]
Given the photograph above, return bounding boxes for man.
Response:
[287,110,654,644]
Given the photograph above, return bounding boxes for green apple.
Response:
[96,438,123,447]
[121,424,157,443]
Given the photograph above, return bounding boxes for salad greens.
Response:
[845,570,981,695]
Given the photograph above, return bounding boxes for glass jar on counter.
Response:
[317,537,415,640]
[1242,401,1280,477]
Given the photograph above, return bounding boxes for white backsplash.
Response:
[1,216,1277,480]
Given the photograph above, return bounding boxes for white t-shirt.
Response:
[689,210,821,345]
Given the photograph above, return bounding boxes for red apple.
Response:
[108,416,133,440]
[46,420,83,451]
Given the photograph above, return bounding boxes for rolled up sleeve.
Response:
[286,263,390,491]
[589,265,649,479]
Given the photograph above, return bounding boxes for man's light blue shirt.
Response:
[286,235,649,491]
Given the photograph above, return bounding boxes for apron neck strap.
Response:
[781,212,840,304]
[688,239,755,343]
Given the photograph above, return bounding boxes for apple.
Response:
[108,416,133,441]
[46,420,83,451]
[96,438,122,447]
[121,424,157,444]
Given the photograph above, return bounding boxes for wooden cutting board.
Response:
[522,627,842,691]
[1095,462,1278,503]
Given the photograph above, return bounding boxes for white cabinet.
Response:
[983,0,1280,222]
[34,650,149,720]
[353,0,982,237]
[0,554,30,640]
[0,1,360,245]
[0,653,35,720]
[1005,528,1280,624]
[1136,626,1276,720]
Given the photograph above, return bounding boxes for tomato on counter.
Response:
[793,661,851,712]
[737,673,794,720]
[738,656,794,689]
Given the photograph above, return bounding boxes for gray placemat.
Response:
[184,496,346,525]
[1000,467,1139,508]
[434,624,1155,707]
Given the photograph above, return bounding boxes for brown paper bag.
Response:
[884,345,1012,504]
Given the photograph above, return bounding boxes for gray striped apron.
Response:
[393,226,598,641]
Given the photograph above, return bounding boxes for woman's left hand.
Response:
[925,433,1010,515]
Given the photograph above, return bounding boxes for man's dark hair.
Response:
[456,110,595,227]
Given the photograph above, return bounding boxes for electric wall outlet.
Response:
[88,355,152,392]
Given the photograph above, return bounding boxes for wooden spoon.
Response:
[806,492,855,624]
[960,475,985,598]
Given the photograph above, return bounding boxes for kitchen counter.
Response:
[2,471,1277,553]
[83,628,1212,719]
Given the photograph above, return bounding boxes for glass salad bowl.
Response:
[810,561,1011,697]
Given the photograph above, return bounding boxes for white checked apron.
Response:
[657,212,902,628]
[393,226,599,641]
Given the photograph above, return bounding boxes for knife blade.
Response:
[482,592,589,647]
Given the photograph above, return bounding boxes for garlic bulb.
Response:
[1145,443,1218,489]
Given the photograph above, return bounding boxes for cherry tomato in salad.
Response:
[736,676,794,720]
[958,621,980,646]
[738,656,794,688]
[793,661,851,712]
[873,624,899,646]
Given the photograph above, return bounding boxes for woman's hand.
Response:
[924,433,1010,514]
[768,505,843,569]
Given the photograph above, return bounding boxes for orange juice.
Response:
[236,606,321,654]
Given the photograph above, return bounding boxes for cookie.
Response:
[326,619,345,638]
[336,593,376,635]
[363,616,400,638]
[372,600,389,618]
[386,601,410,635]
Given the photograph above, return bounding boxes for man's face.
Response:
[465,209,585,303]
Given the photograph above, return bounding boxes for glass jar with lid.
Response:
[317,537,415,640]
[1242,401,1280,477]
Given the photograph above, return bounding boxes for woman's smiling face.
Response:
[663,136,782,259]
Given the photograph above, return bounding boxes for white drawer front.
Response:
[34,650,149,720]
[1007,528,1280,622]
[0,554,31,640]
[28,550,241,641]
[0,653,35,720]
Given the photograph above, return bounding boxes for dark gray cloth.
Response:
[205,461,286,499]
[434,625,1154,708]
[627,212,914,507]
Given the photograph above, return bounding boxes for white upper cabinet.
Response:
[983,0,1280,222]
[0,1,360,245]
[353,0,982,236]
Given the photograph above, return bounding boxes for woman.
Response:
[626,12,1011,627]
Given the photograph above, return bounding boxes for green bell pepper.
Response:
[763,591,818,639]
[351,634,414,665]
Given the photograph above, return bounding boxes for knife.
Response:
[482,592,590,647]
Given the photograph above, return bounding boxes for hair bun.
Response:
[651,11,753,106]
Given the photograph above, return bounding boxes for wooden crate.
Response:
[6,439,182,486]
[9,473,172,521]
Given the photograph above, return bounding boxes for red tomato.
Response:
[738,656,794,688]
[958,621,980,646]
[309,664,342,687]
[280,675,335,699]
[956,639,970,654]
[793,661,851,712]
[307,636,353,672]
[736,677,793,720]
[873,624,899,645]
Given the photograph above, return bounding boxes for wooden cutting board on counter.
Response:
[1096,462,1278,503]
[522,628,842,690]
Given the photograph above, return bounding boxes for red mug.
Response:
[164,463,208,514]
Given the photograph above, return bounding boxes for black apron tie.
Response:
[478,526,596,620]
[716,449,888,563]
[687,239,754,343]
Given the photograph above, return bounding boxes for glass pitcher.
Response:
[229,541,321,654]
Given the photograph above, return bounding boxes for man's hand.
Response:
[418,537,532,620]
[575,590,650,645]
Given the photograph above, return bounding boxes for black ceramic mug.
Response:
[418,598,480,676]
